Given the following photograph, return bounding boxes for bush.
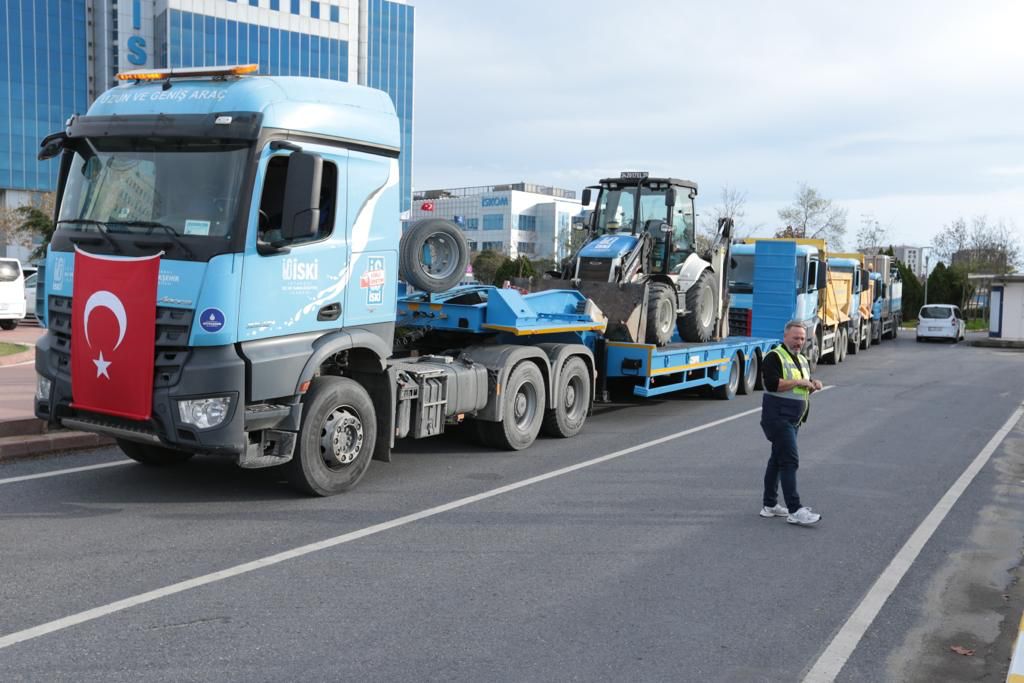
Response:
[493,256,536,284]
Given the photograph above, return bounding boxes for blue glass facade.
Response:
[0,0,89,192]
[366,0,414,212]
[163,10,349,81]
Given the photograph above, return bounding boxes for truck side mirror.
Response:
[816,263,827,290]
[665,187,678,207]
[581,188,591,206]
[281,150,323,241]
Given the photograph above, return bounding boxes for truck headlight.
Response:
[35,374,52,402]
[178,396,232,429]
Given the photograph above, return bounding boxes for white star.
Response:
[93,351,111,379]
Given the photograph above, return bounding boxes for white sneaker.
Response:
[787,507,821,526]
[759,504,789,518]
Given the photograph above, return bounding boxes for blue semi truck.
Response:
[33,66,777,495]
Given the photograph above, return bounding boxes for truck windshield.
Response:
[728,254,754,293]
[58,138,249,241]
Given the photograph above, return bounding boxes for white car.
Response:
[24,272,37,320]
[0,258,26,330]
[917,304,965,342]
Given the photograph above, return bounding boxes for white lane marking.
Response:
[0,461,131,486]
[0,397,790,650]
[0,359,36,368]
[803,402,1024,682]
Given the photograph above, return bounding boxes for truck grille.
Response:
[577,258,614,282]
[47,296,194,388]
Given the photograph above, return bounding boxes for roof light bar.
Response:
[117,64,258,81]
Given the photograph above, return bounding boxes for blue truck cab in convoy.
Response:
[728,240,826,365]
[34,66,775,496]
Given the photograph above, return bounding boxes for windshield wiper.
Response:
[110,220,195,260]
[56,219,122,253]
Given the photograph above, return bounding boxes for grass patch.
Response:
[0,342,28,357]
[966,319,988,331]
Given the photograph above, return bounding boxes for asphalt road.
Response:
[1,333,1022,682]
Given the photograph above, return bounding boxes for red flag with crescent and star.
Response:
[70,249,161,421]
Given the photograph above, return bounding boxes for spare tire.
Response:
[400,219,470,293]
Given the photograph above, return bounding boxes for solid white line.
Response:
[803,402,1024,683]
[0,359,36,368]
[0,460,132,486]
[0,402,775,651]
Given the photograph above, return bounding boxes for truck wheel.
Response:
[400,219,469,293]
[806,337,819,372]
[481,362,546,450]
[679,270,716,343]
[713,353,741,400]
[286,376,376,496]
[0,320,16,330]
[645,283,676,346]
[849,327,860,355]
[837,329,847,363]
[542,356,591,438]
[738,352,758,395]
[116,438,194,466]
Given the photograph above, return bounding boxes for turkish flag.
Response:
[420,201,434,212]
[71,249,161,421]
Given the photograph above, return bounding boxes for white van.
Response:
[916,304,965,342]
[0,258,26,330]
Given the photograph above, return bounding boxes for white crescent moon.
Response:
[83,291,127,350]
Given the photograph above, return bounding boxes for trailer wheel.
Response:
[645,283,676,346]
[680,270,716,343]
[481,362,546,450]
[738,352,758,395]
[286,376,376,496]
[400,219,470,293]
[713,353,741,400]
[542,357,591,438]
[116,438,194,466]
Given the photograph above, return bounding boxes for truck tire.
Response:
[542,356,590,438]
[837,329,847,363]
[805,336,819,372]
[849,327,859,355]
[739,351,758,395]
[116,438,194,466]
[645,283,676,346]
[713,353,741,400]
[400,219,469,293]
[679,270,716,343]
[481,362,546,450]
[286,376,376,496]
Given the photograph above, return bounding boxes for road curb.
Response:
[0,419,114,464]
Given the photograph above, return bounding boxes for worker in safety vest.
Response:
[758,320,823,526]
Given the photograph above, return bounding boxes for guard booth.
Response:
[989,274,1024,342]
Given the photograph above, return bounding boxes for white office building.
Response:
[407,183,582,260]
[893,245,925,279]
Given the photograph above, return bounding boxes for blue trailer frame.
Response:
[398,285,779,401]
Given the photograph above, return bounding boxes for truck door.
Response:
[237,143,350,341]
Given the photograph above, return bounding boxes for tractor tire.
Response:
[285,376,376,496]
[399,219,469,293]
[679,270,716,343]
[541,357,591,438]
[739,351,759,395]
[116,439,194,466]
[480,362,546,450]
[645,283,676,346]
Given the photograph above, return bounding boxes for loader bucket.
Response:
[512,277,650,343]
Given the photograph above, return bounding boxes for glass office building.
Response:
[0,0,89,200]
[1,0,414,211]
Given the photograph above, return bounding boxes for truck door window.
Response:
[258,156,337,245]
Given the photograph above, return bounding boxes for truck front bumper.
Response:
[35,333,248,455]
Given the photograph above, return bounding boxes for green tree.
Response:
[17,204,55,261]
[895,259,922,320]
[926,262,969,309]
[493,255,535,284]
[471,249,504,285]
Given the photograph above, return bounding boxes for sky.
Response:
[411,0,1024,252]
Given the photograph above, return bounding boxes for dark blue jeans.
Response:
[761,419,801,513]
